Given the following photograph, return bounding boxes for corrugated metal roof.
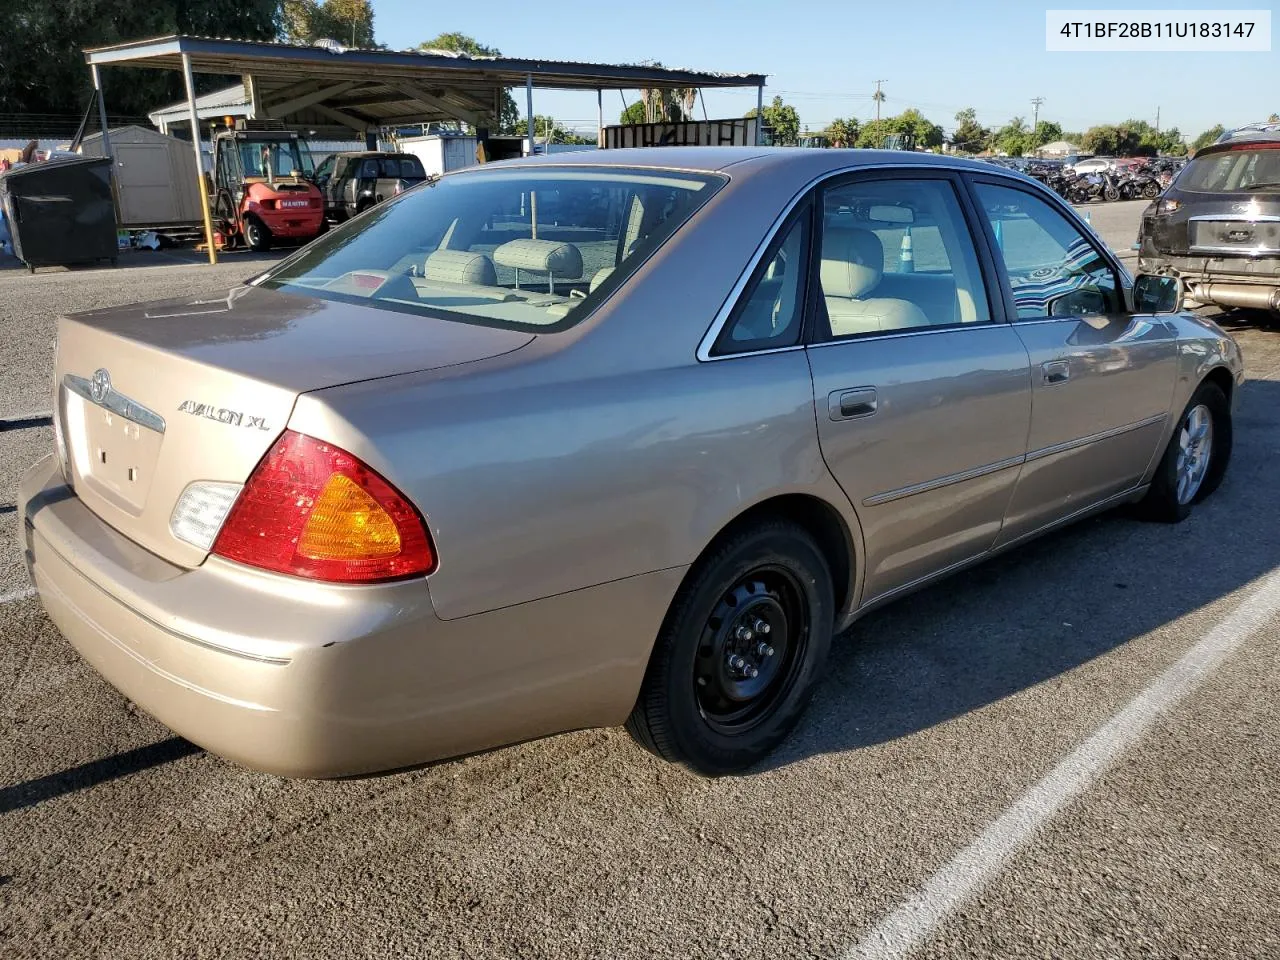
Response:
[86,35,764,92]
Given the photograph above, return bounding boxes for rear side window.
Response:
[714,206,811,355]
[818,178,991,337]
[1180,147,1280,192]
[257,168,723,332]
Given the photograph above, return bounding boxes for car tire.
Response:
[244,217,272,252]
[625,521,834,775]
[1137,380,1231,523]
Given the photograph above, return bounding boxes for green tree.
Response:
[283,0,374,47]
[823,117,859,148]
[853,109,942,150]
[1031,120,1063,149]
[745,95,801,146]
[993,117,1031,156]
[418,32,519,132]
[951,108,990,154]
[619,100,648,125]
[0,0,278,119]
[1192,124,1225,151]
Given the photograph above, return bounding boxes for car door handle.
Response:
[1042,359,1070,384]
[828,387,878,421]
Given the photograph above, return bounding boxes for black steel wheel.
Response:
[626,520,834,775]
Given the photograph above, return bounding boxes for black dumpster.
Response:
[0,157,117,272]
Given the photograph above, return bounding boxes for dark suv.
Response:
[313,151,428,222]
[1137,123,1280,321]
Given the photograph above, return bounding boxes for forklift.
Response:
[209,121,325,251]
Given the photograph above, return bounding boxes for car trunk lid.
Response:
[54,284,532,568]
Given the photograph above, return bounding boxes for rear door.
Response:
[803,171,1032,601]
[967,177,1177,544]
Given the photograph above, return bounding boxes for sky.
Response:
[371,0,1277,141]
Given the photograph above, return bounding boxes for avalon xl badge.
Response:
[177,400,271,431]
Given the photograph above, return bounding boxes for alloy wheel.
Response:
[1176,404,1214,504]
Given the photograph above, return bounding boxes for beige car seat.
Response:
[822,227,929,335]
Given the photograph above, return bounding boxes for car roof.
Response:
[483,146,1009,177]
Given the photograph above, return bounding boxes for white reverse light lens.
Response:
[170,481,244,551]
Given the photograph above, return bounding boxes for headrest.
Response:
[423,249,496,286]
[821,227,883,299]
[493,238,583,278]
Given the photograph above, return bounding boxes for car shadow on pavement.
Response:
[0,737,202,815]
[763,374,1280,773]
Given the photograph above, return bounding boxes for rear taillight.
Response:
[1156,197,1180,215]
[212,430,435,583]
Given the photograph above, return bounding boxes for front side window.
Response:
[974,182,1121,319]
[818,178,991,338]
[257,168,722,331]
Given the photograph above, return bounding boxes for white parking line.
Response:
[1,585,35,604]
[845,566,1280,960]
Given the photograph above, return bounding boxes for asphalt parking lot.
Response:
[2,200,1279,959]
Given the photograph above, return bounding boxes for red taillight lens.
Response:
[212,430,435,583]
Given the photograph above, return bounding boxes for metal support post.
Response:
[181,53,218,265]
[526,75,535,157]
[90,65,114,159]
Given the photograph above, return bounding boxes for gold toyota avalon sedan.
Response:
[19,148,1243,777]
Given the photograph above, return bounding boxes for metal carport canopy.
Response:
[84,36,765,134]
[83,35,767,265]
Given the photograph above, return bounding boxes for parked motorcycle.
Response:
[1116,169,1163,199]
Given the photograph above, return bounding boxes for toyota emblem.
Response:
[90,368,111,404]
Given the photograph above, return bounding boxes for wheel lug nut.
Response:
[735,625,754,642]
[728,655,746,672]
[756,620,771,635]
[757,643,774,658]
[746,666,759,679]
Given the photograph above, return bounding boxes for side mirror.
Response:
[1133,274,1182,314]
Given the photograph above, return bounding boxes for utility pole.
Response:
[874,80,886,123]
[1155,106,1161,134]
[1031,96,1045,131]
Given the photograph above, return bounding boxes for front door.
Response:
[969,179,1178,545]
[805,174,1032,601]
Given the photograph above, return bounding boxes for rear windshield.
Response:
[257,167,722,331]
[1179,146,1280,193]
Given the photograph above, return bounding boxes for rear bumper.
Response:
[19,456,680,777]
[259,213,322,238]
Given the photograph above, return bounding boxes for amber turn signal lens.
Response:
[298,474,402,561]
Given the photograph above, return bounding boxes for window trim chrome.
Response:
[695,160,1063,362]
